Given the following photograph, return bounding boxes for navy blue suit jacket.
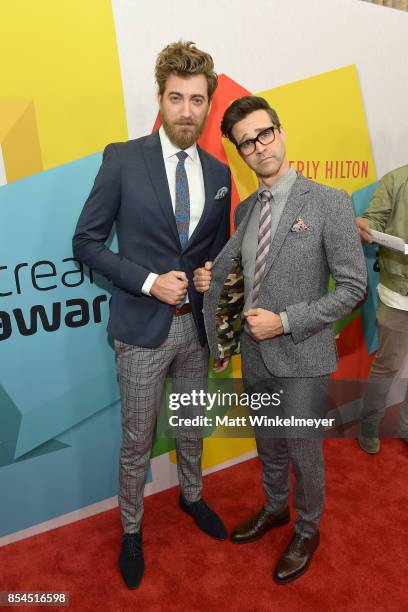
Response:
[72,131,231,347]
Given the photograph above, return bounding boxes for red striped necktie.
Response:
[252,189,273,305]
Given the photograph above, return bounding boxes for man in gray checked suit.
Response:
[193,96,367,584]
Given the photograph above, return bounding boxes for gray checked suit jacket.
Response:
[203,172,367,377]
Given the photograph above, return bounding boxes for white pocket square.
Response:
[214,186,229,200]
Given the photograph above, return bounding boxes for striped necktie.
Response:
[252,189,273,306]
[175,151,190,248]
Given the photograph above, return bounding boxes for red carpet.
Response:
[1,439,407,612]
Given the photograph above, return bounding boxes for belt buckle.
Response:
[175,304,185,316]
[175,303,190,316]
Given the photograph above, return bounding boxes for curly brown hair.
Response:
[155,41,218,100]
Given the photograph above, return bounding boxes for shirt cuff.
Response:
[142,273,158,296]
[279,311,291,334]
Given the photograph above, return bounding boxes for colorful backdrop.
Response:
[1,0,408,544]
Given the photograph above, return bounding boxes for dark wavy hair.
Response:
[221,96,281,145]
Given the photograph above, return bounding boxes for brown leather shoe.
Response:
[230,507,290,544]
[273,530,320,584]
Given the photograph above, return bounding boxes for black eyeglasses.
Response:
[237,125,279,156]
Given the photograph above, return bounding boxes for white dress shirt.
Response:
[141,126,205,295]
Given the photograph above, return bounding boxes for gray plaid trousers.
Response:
[114,313,209,533]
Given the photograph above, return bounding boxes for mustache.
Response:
[175,120,196,126]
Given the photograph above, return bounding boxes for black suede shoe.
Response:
[119,532,144,589]
[179,495,227,540]
[231,507,290,544]
[273,530,320,585]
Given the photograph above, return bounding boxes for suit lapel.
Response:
[211,193,256,273]
[142,131,181,246]
[234,193,258,242]
[184,147,212,246]
[216,193,257,266]
[185,146,221,248]
[261,175,310,279]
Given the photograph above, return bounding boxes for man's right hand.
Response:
[356,218,373,243]
[193,261,213,293]
[150,271,188,305]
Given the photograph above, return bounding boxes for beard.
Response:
[161,115,207,149]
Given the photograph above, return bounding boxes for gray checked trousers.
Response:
[114,313,209,534]
[241,332,326,538]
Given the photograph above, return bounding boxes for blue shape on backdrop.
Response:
[0,155,153,537]
[351,181,380,355]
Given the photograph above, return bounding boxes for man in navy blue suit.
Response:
[73,41,231,589]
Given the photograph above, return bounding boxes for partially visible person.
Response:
[357,165,408,453]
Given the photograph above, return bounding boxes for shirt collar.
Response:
[159,125,198,162]
[257,165,297,198]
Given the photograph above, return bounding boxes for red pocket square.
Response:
[291,217,309,232]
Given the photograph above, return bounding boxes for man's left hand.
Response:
[193,261,212,293]
[244,308,284,341]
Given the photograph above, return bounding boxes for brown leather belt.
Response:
[174,303,192,316]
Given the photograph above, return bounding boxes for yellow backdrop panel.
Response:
[0,0,127,175]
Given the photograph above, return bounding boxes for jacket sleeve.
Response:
[286,192,367,344]
[72,144,152,295]
[361,175,393,231]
